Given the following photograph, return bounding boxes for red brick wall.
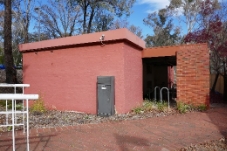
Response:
[23,42,142,114]
[177,44,210,106]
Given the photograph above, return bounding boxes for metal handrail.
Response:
[0,94,39,151]
[0,84,30,93]
[0,83,30,132]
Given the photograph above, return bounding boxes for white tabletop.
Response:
[0,84,30,87]
[0,94,39,100]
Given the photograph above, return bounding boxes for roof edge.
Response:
[145,43,208,50]
[143,43,208,58]
[19,28,145,52]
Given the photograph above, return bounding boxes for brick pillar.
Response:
[177,44,210,107]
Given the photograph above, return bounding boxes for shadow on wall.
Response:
[114,134,150,151]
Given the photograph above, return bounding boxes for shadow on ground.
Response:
[208,103,227,140]
[208,92,227,141]
[115,134,150,151]
[0,133,57,151]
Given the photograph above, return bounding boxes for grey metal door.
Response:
[97,76,115,117]
[98,84,112,116]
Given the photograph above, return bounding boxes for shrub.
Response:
[30,96,46,114]
[143,100,154,111]
[197,104,207,112]
[132,107,144,114]
[157,102,168,112]
[132,100,168,114]
[177,102,193,114]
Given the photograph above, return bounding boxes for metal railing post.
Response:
[26,98,29,151]
[154,86,160,102]
[0,84,34,151]
[160,87,170,109]
[0,94,38,151]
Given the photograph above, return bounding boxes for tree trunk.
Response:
[87,8,95,33]
[211,72,219,93]
[82,1,88,34]
[4,0,17,84]
[24,17,29,43]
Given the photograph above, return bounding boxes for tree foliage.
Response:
[71,0,135,33]
[13,0,34,43]
[35,0,81,39]
[33,0,136,37]
[143,9,181,47]
[167,0,219,33]
[110,19,143,38]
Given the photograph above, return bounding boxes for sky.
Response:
[128,0,227,37]
[128,0,171,37]
[31,0,171,38]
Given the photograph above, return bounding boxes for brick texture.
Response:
[176,44,210,107]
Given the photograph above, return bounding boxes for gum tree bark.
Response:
[4,0,17,84]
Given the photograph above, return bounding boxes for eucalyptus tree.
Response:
[144,9,181,47]
[34,0,81,39]
[128,25,143,38]
[72,0,136,33]
[109,19,143,38]
[13,0,35,43]
[167,0,219,33]
[3,0,17,83]
[93,10,114,32]
[11,0,35,67]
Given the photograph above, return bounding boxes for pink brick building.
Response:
[19,29,144,114]
[19,29,210,114]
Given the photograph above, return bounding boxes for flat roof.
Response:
[142,43,208,58]
[19,28,145,52]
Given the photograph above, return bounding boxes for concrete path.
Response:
[0,105,227,151]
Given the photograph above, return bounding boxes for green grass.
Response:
[157,102,168,112]
[197,104,207,112]
[132,100,168,114]
[30,97,46,114]
[177,102,207,113]
[177,102,192,114]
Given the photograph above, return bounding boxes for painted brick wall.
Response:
[177,44,210,106]
[23,42,142,114]
[123,43,143,113]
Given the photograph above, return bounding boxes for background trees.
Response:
[143,9,181,47]
[34,0,81,39]
[72,0,135,33]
